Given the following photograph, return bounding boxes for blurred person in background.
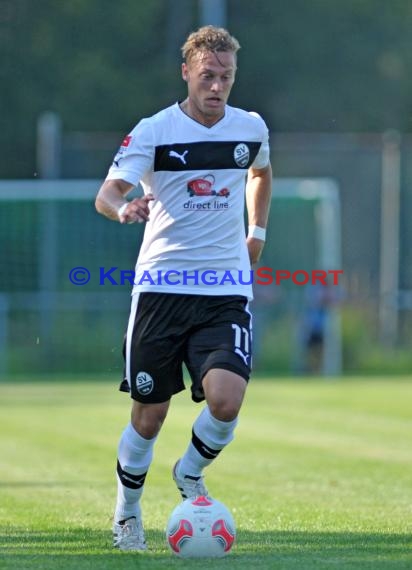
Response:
[297,278,343,375]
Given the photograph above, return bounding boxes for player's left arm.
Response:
[245,163,272,265]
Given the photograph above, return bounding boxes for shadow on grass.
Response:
[1,527,411,570]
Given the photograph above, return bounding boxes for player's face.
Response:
[182,50,236,126]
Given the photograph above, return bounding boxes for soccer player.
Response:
[95,25,272,551]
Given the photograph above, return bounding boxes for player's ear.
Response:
[182,63,188,82]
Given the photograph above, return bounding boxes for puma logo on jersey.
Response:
[169,150,188,164]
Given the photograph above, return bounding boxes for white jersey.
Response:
[106,102,270,299]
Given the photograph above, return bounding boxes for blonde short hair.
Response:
[181,26,240,64]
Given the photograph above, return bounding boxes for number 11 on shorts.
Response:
[231,323,250,365]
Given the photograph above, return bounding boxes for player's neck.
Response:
[179,99,225,128]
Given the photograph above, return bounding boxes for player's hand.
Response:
[247,236,265,265]
[119,194,154,224]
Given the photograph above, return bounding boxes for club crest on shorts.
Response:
[135,371,154,395]
[233,143,250,167]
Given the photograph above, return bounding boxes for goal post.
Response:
[263,178,342,376]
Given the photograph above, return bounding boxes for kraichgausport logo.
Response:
[68,267,344,287]
[135,371,154,396]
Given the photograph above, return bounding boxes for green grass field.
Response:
[0,376,411,569]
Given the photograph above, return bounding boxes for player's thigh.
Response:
[125,293,186,403]
[185,296,252,402]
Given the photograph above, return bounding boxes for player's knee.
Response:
[208,400,240,422]
[131,401,169,439]
[203,370,246,421]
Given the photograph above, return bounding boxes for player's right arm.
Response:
[95,179,154,224]
[95,118,155,224]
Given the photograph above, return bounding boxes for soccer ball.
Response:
[166,495,236,558]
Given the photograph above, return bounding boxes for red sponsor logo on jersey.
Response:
[187,175,230,198]
[121,135,132,148]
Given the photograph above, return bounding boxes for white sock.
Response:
[178,406,238,477]
[114,422,156,523]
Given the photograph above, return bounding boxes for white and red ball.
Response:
[166,495,236,558]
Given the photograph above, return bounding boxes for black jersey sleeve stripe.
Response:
[154,141,261,171]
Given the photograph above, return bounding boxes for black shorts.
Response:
[120,292,252,403]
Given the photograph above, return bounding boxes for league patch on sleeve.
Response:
[112,134,133,167]
[121,134,132,148]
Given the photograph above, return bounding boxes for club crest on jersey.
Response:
[135,371,154,395]
[234,143,250,167]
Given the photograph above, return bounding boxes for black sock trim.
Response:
[117,516,136,526]
[117,460,147,490]
[191,429,221,460]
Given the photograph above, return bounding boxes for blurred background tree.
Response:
[1,0,412,177]
[2,0,412,375]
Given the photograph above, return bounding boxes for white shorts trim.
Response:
[125,293,140,390]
